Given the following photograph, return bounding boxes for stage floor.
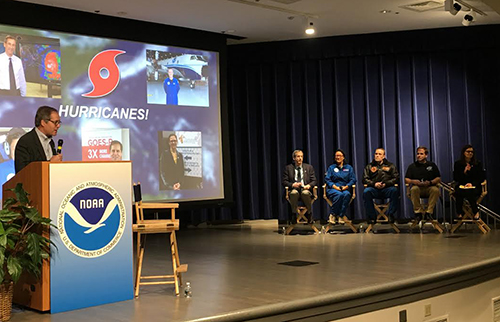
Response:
[11,220,500,321]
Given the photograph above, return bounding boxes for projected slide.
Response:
[0,24,223,202]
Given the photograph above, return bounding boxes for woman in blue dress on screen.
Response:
[453,144,485,220]
[325,149,356,223]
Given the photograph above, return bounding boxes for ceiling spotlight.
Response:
[462,10,476,26]
[445,0,462,15]
[305,19,315,35]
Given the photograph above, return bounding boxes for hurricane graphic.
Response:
[82,49,126,98]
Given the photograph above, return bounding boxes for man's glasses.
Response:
[47,119,62,126]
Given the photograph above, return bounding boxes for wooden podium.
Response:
[2,161,134,313]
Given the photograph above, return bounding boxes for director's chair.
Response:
[132,183,188,297]
[451,180,490,234]
[322,184,357,233]
[284,186,319,235]
[406,184,444,233]
[364,184,400,234]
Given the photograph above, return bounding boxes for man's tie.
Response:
[9,58,16,92]
[297,167,302,184]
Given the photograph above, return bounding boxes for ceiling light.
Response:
[462,10,476,26]
[445,0,462,15]
[305,19,315,35]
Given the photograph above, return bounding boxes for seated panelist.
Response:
[282,149,317,224]
[404,146,441,221]
[324,149,356,221]
[453,144,485,220]
[362,148,399,224]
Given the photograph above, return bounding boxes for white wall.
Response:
[338,276,500,322]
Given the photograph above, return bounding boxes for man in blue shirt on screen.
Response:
[163,68,180,105]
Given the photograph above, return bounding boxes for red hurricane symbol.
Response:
[82,49,126,98]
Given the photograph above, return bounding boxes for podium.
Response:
[2,161,134,313]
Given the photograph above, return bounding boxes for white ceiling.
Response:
[16,0,500,44]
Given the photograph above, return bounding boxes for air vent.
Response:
[400,1,444,12]
[493,296,500,322]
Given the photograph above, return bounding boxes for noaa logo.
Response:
[426,166,433,171]
[82,49,126,98]
[57,181,126,258]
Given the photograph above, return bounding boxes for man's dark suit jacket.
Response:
[282,163,317,189]
[15,128,54,173]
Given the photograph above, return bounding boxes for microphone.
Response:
[57,139,64,154]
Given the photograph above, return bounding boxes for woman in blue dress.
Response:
[325,149,357,222]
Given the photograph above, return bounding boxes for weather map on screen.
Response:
[0,24,223,202]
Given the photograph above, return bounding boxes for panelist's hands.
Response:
[292,182,302,189]
[333,185,349,191]
[303,184,311,190]
[374,182,386,189]
[464,163,471,173]
[50,154,63,162]
[416,180,431,187]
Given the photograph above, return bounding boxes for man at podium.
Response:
[14,105,63,173]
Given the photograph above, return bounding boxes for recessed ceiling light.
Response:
[380,10,391,14]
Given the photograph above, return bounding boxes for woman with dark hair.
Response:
[160,133,185,190]
[325,149,356,222]
[453,144,485,219]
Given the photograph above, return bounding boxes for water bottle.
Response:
[359,224,364,233]
[184,282,192,298]
[321,225,326,234]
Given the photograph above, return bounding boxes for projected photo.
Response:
[0,127,29,200]
[146,50,209,107]
[0,32,61,98]
[158,130,202,191]
[81,128,130,161]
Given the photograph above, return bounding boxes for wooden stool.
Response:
[451,181,490,234]
[322,184,357,233]
[365,200,400,233]
[132,183,188,297]
[285,187,319,235]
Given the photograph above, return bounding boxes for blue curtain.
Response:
[223,25,500,222]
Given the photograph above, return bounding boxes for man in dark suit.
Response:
[15,105,63,173]
[282,149,317,223]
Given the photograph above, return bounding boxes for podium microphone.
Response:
[57,139,64,154]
